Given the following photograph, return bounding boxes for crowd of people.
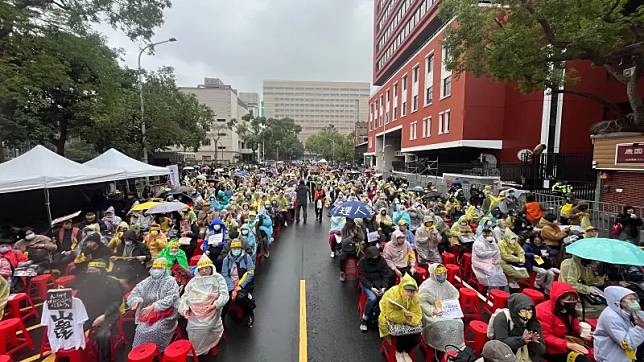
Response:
[320,171,643,362]
[0,162,642,362]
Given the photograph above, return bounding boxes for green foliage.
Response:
[306,130,356,163]
[261,118,303,161]
[440,0,644,126]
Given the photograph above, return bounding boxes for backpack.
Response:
[611,221,622,237]
[486,308,513,339]
[444,345,477,362]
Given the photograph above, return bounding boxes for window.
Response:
[402,75,408,91]
[442,76,452,98]
[409,122,417,140]
[413,66,419,84]
[438,112,444,134]
[393,83,398,95]
[402,100,407,116]
[444,110,450,133]
[425,86,433,105]
[217,118,226,122]
[393,108,398,119]
[422,117,431,137]
[412,95,418,112]
[202,138,211,146]
[425,53,434,106]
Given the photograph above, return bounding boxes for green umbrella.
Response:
[565,237,644,266]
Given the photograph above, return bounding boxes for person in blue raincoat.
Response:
[256,210,273,258]
[208,195,220,212]
[239,223,256,257]
[203,217,229,270]
[221,240,256,327]
[594,286,644,362]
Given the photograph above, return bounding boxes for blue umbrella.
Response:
[565,237,644,266]
[331,201,375,219]
[234,170,249,177]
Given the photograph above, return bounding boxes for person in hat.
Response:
[78,233,112,266]
[358,246,393,332]
[221,239,256,327]
[71,259,124,362]
[107,222,130,253]
[127,257,180,351]
[52,218,81,264]
[472,225,509,292]
[582,225,599,239]
[79,212,107,233]
[110,230,150,287]
[158,241,189,272]
[14,227,57,271]
[178,254,229,356]
[101,206,122,235]
[476,341,519,362]
[378,273,422,362]
[144,223,167,259]
[419,263,465,357]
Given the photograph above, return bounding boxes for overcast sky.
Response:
[97,0,374,95]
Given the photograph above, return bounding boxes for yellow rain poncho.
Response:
[498,229,530,280]
[378,273,422,338]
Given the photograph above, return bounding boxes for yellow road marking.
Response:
[299,279,307,362]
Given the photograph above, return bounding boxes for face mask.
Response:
[150,269,165,279]
[25,233,35,241]
[124,240,133,246]
[436,274,447,283]
[0,247,9,253]
[518,310,533,321]
[626,300,641,312]
[169,251,177,256]
[231,249,242,257]
[242,230,249,235]
[509,239,516,245]
[380,211,386,215]
[485,236,495,243]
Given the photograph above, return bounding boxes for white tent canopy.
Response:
[85,148,169,179]
[0,145,124,194]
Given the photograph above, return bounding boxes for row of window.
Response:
[270,101,362,106]
[376,0,437,71]
[264,87,369,93]
[408,110,450,141]
[370,46,452,130]
[377,0,414,49]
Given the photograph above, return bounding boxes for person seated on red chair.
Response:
[383,230,417,286]
[72,259,124,362]
[0,238,27,281]
[358,246,393,333]
[535,281,594,362]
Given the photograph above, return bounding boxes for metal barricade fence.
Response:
[534,193,644,237]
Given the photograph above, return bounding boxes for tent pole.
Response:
[44,188,52,227]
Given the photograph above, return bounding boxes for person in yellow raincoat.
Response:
[498,229,530,288]
[145,223,167,259]
[0,276,9,319]
[378,273,422,362]
[449,216,475,246]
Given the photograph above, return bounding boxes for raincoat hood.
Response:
[209,217,227,234]
[550,281,578,305]
[604,286,636,314]
[503,228,519,242]
[105,206,115,215]
[399,273,419,294]
[538,217,556,228]
[508,293,534,317]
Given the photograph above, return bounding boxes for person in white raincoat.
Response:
[127,257,180,351]
[472,226,508,292]
[178,254,229,355]
[419,263,465,353]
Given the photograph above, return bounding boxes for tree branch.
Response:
[551,88,625,119]
[518,0,569,48]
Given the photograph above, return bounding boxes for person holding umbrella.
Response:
[339,218,365,282]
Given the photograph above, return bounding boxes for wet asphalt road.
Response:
[217,204,384,362]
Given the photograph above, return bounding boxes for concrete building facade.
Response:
[239,92,260,118]
[179,78,249,163]
[262,80,370,142]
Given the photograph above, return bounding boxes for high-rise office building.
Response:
[263,80,370,142]
[239,92,260,118]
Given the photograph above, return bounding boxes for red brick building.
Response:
[365,0,642,179]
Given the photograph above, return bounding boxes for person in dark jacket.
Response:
[295,179,309,223]
[616,205,642,245]
[491,293,546,362]
[340,218,365,282]
[358,246,392,332]
[110,230,151,287]
[523,235,557,294]
[72,259,124,362]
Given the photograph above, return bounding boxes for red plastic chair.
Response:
[161,339,198,362]
[4,293,38,321]
[445,264,461,287]
[343,256,359,280]
[460,253,473,280]
[53,275,76,288]
[416,266,429,282]
[53,348,83,362]
[522,288,545,305]
[518,271,536,289]
[441,252,456,265]
[419,336,435,362]
[358,289,367,319]
[0,355,12,362]
[459,287,480,320]
[0,318,33,355]
[466,320,489,355]
[30,274,53,302]
[484,289,510,315]
[128,343,160,362]
[380,337,416,362]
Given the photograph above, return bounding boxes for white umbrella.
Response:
[51,210,81,226]
[183,166,195,171]
[213,168,225,173]
[318,159,328,164]
[146,201,189,214]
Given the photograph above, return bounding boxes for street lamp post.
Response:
[138,37,177,164]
